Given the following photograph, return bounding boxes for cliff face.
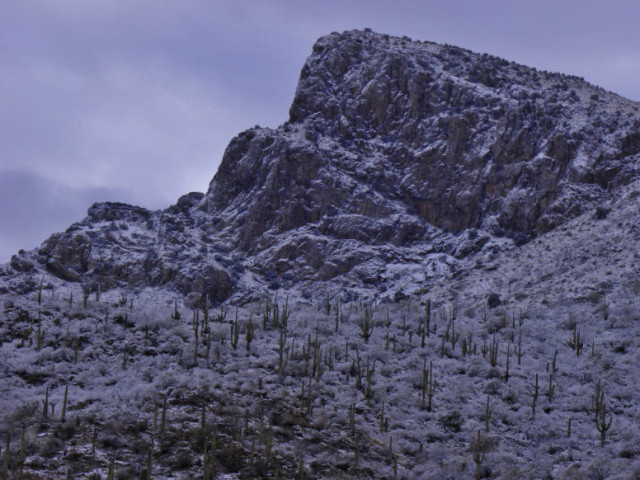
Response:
[207,30,640,246]
[5,30,640,304]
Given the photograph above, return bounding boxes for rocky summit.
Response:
[2,30,640,479]
[5,29,640,305]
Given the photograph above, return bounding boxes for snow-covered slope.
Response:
[1,29,640,478]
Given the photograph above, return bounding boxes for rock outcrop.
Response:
[209,31,640,246]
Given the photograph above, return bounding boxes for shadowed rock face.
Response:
[10,30,640,303]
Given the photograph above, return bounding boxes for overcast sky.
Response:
[1,0,639,262]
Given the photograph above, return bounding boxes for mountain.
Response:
[2,30,640,479]
[5,29,640,306]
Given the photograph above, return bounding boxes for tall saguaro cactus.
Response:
[593,382,613,446]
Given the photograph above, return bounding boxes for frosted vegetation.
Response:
[2,264,640,479]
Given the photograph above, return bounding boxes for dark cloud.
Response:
[0,170,127,261]
[0,0,639,262]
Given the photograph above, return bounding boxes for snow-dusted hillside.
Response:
[1,29,640,479]
[2,180,640,478]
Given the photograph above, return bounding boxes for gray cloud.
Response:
[1,0,639,262]
[0,170,127,261]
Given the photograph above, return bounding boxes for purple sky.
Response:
[1,0,639,262]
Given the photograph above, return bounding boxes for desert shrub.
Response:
[39,436,63,458]
[169,448,194,469]
[9,401,38,424]
[440,411,463,432]
[54,421,78,441]
[487,293,501,309]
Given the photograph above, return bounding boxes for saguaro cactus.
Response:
[489,335,499,367]
[593,382,613,446]
[422,360,436,411]
[61,384,68,423]
[245,315,255,352]
[531,373,539,417]
[230,310,240,350]
[360,304,374,343]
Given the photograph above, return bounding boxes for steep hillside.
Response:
[1,178,640,478]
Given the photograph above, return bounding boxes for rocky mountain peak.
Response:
[205,29,640,255]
